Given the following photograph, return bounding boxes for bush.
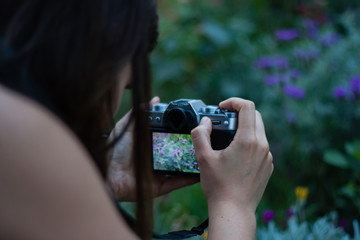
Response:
[249,12,360,223]
[256,215,360,240]
[151,1,360,232]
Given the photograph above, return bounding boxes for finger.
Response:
[257,151,274,180]
[255,111,269,150]
[191,117,214,163]
[150,96,160,106]
[264,152,274,180]
[269,152,274,174]
[219,98,256,141]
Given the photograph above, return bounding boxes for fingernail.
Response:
[150,96,160,105]
[200,117,210,125]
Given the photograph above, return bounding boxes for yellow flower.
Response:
[295,186,309,201]
[201,230,208,239]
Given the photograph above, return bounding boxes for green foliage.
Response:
[256,216,360,240]
[153,0,360,225]
[147,184,207,238]
[115,0,360,238]
[324,150,350,168]
[253,12,360,224]
[323,140,360,215]
[152,0,261,103]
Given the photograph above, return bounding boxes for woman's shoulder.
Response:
[0,84,136,239]
[0,83,96,188]
[0,84,73,145]
[0,84,91,163]
[0,83,96,181]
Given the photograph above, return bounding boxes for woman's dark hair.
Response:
[0,0,158,239]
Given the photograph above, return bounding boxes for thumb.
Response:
[191,117,214,160]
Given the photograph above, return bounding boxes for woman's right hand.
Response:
[191,98,273,239]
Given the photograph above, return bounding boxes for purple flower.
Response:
[254,55,289,70]
[339,218,348,229]
[264,75,280,86]
[286,112,296,124]
[275,29,299,41]
[302,19,318,39]
[264,74,289,86]
[185,163,190,167]
[194,162,198,165]
[286,208,294,218]
[290,69,301,79]
[333,86,348,99]
[254,57,272,69]
[321,33,340,46]
[182,139,188,144]
[262,210,275,223]
[283,85,306,99]
[189,148,195,155]
[293,48,319,61]
[349,75,360,95]
[159,150,165,155]
[173,149,181,158]
[274,57,290,70]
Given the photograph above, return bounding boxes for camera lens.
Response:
[168,108,186,130]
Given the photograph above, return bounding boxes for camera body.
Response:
[149,99,238,175]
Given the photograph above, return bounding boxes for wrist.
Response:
[207,201,256,240]
[208,200,256,221]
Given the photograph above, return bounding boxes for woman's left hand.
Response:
[107,97,199,201]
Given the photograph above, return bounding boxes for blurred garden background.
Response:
[120,0,360,238]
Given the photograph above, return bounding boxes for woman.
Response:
[0,0,273,239]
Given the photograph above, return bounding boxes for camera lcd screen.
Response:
[152,132,199,174]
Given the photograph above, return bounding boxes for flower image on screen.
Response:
[152,132,199,173]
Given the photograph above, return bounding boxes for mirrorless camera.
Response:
[149,99,238,175]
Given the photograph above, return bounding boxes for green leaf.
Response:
[345,140,360,161]
[200,21,231,47]
[323,150,349,168]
